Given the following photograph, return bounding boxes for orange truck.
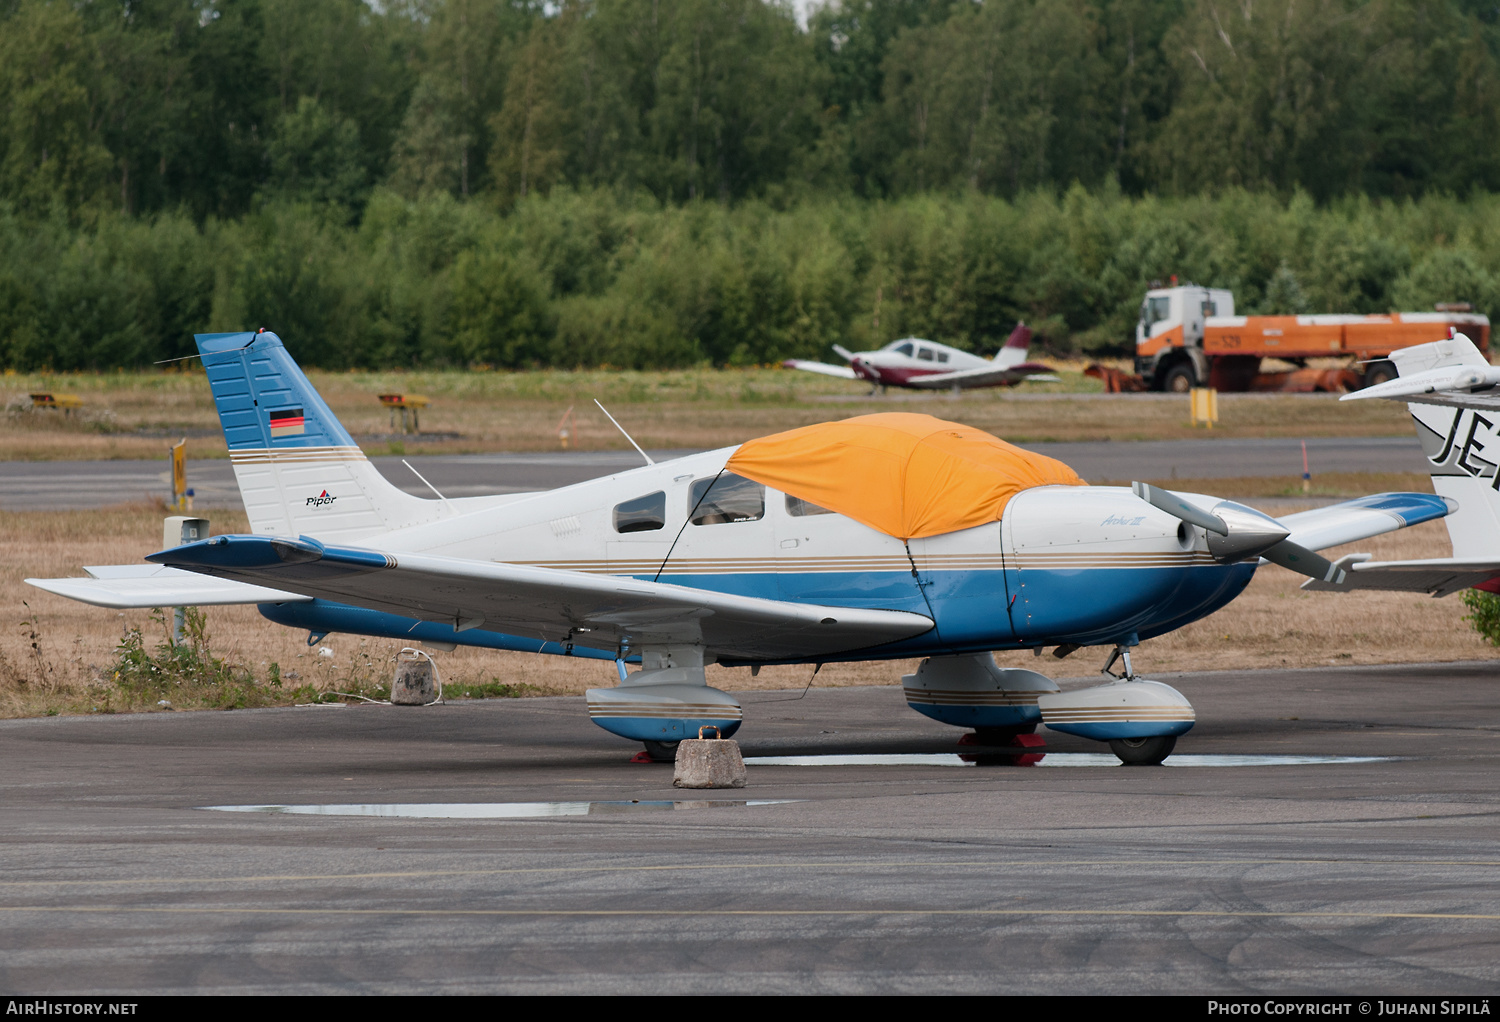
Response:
[1133,283,1491,392]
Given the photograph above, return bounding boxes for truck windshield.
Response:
[1143,296,1172,328]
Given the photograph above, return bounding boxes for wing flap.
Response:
[148,535,934,660]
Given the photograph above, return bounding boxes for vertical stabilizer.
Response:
[1400,334,1500,558]
[197,331,442,541]
[993,322,1032,369]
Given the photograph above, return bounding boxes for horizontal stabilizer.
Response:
[26,565,310,609]
[148,534,935,661]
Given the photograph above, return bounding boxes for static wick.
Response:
[594,399,655,466]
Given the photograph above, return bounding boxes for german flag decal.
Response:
[269,407,305,438]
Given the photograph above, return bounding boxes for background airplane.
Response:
[28,330,1450,765]
[783,322,1057,393]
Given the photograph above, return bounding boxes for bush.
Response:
[110,607,265,709]
[1460,589,1500,646]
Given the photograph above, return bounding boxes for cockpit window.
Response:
[689,473,765,525]
[786,493,836,517]
[614,491,666,533]
[895,342,914,356]
[918,347,934,361]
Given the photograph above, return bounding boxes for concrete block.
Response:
[673,732,746,789]
[391,653,437,705]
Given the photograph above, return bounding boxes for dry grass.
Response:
[1,364,1412,461]
[2,503,1492,719]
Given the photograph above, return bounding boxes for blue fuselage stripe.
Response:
[260,564,1256,663]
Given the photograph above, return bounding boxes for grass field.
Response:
[3,501,1491,721]
[2,362,1412,461]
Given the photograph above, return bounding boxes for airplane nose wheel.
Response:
[641,740,680,763]
[1108,735,1176,766]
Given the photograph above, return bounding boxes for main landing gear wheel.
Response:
[641,740,680,763]
[1108,735,1176,766]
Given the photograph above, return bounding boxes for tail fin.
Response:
[198,330,443,541]
[1398,334,1500,558]
[993,322,1032,369]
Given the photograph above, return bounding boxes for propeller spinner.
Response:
[1131,482,1347,584]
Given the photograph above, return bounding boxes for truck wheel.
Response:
[1162,363,1197,393]
[1362,360,1397,389]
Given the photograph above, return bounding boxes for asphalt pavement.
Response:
[0,437,1430,511]
[2,661,1498,994]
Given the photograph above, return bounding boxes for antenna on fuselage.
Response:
[594,400,656,466]
[402,459,455,515]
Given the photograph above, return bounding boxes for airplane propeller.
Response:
[1130,482,1347,584]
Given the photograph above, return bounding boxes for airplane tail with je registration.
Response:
[1302,332,1500,595]
[197,330,447,543]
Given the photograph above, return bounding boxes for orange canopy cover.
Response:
[725,412,1085,540]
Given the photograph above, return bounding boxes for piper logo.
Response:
[307,489,337,507]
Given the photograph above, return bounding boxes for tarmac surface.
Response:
[0,437,1428,511]
[3,661,1498,994]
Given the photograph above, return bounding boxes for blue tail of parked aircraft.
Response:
[197,330,443,541]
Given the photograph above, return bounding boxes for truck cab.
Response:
[1135,284,1235,391]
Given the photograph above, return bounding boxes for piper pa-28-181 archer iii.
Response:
[783,322,1057,394]
[28,330,1453,764]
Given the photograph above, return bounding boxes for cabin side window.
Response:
[1144,296,1172,328]
[918,347,934,361]
[689,473,765,525]
[613,491,666,533]
[937,351,950,363]
[786,493,836,517]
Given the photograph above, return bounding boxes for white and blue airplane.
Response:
[28,330,1454,764]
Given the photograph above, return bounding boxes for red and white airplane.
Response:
[783,323,1057,393]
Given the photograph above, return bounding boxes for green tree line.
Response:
[6,186,1500,371]
[6,0,1500,369]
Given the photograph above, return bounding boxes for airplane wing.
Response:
[1281,493,1478,595]
[144,534,935,661]
[782,359,858,380]
[1300,557,1500,597]
[902,362,1057,389]
[26,564,312,609]
[1274,493,1455,551]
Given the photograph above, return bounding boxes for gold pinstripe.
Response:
[902,687,1041,706]
[230,446,368,465]
[1041,708,1196,722]
[518,550,1215,575]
